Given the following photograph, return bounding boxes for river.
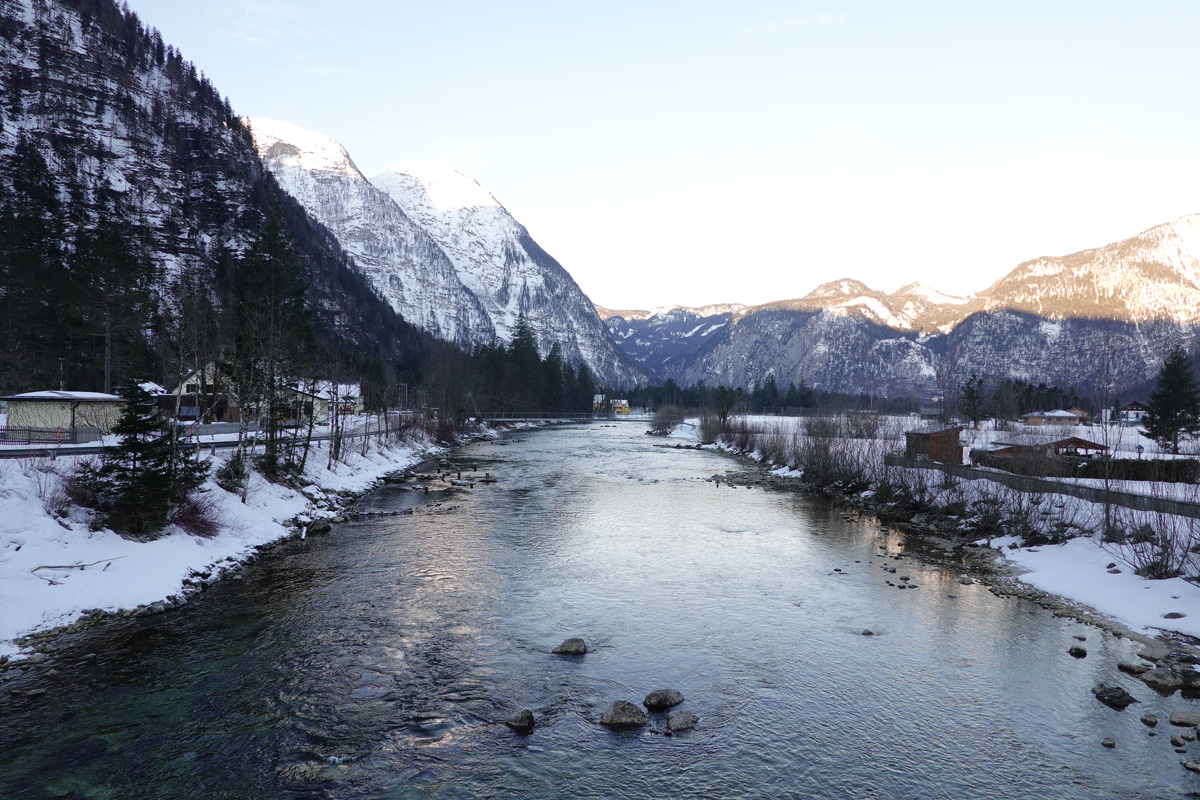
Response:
[1,423,1196,798]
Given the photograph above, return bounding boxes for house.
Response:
[904,425,963,465]
[989,434,1108,458]
[283,381,363,421]
[1121,400,1149,424]
[593,393,606,412]
[1065,408,1091,424]
[1021,409,1084,426]
[0,390,125,442]
[167,363,239,421]
[611,399,631,414]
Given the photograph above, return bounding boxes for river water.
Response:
[2,423,1197,798]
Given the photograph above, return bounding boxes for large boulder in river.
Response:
[506,709,535,731]
[643,689,685,711]
[600,700,648,728]
[1170,711,1200,728]
[553,637,587,655]
[1092,684,1137,710]
[666,709,698,733]
[1140,668,1184,694]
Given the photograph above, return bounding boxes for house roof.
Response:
[1122,400,1149,410]
[1,390,123,402]
[288,381,360,401]
[993,434,1107,450]
[1022,409,1082,419]
[906,425,963,436]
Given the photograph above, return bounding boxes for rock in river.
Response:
[1092,684,1137,710]
[506,709,535,731]
[1140,668,1184,694]
[553,637,587,655]
[600,700,648,728]
[643,689,685,711]
[1142,713,1159,728]
[1170,711,1200,728]
[1068,645,1087,659]
[666,709,699,733]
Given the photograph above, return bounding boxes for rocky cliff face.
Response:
[618,216,1200,397]
[251,119,493,349]
[250,119,644,387]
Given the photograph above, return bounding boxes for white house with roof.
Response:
[0,390,125,440]
[1021,409,1085,426]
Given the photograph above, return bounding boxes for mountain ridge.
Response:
[250,118,645,387]
[603,213,1200,396]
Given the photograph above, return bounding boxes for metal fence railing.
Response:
[0,425,103,445]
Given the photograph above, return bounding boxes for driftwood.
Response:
[31,556,126,584]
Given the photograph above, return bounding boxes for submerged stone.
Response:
[666,709,698,733]
[553,637,587,655]
[643,689,685,711]
[506,709,535,731]
[600,700,648,728]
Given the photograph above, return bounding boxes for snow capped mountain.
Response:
[250,118,494,348]
[251,120,643,386]
[615,214,1200,397]
[370,162,644,386]
[973,214,1200,323]
[596,303,749,321]
[598,304,745,376]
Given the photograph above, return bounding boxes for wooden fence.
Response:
[884,454,1200,521]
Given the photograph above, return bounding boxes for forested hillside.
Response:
[0,0,430,395]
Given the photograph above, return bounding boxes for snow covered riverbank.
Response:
[676,415,1200,644]
[0,434,445,660]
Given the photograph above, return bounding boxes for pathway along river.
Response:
[3,423,1199,798]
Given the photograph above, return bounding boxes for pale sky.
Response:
[128,1,1200,311]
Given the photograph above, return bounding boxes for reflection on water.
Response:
[0,424,1195,799]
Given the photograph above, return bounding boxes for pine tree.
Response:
[506,313,541,404]
[228,208,312,476]
[959,373,986,428]
[96,384,209,537]
[1142,345,1200,455]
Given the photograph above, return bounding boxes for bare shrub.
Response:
[699,413,722,445]
[434,418,458,445]
[844,412,883,440]
[169,491,222,538]
[1104,484,1200,579]
[650,404,681,436]
[718,416,760,451]
[999,486,1049,544]
[803,415,839,439]
[757,426,794,465]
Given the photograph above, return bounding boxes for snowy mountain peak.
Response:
[252,119,643,386]
[375,161,500,213]
[248,117,362,177]
[977,212,1200,323]
[891,282,969,305]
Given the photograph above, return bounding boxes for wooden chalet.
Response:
[904,425,964,465]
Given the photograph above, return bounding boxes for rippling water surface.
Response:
[2,424,1197,798]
